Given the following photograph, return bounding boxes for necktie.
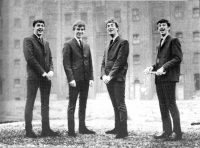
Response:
[39,37,43,44]
[160,38,163,46]
[79,40,83,48]
[109,40,113,47]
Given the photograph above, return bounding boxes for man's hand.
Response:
[89,80,94,87]
[42,72,51,80]
[102,75,111,84]
[144,66,153,74]
[46,71,54,80]
[69,80,76,87]
[47,71,54,77]
[156,67,166,75]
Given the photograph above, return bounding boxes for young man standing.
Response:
[101,18,129,139]
[63,20,95,137]
[144,19,183,141]
[23,19,59,138]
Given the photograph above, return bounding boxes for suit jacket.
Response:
[101,36,129,81]
[23,34,53,81]
[63,38,93,82]
[153,35,183,83]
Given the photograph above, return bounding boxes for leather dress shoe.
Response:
[25,130,37,138]
[79,128,96,134]
[68,132,77,137]
[41,129,60,137]
[153,132,171,139]
[105,128,118,134]
[115,132,128,139]
[165,132,182,141]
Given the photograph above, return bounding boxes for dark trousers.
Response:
[156,82,182,135]
[68,80,89,133]
[25,79,51,132]
[106,81,128,134]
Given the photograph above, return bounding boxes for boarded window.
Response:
[174,6,184,19]
[65,13,72,24]
[14,39,20,49]
[14,59,20,66]
[114,10,121,22]
[132,8,140,21]
[14,78,20,87]
[193,31,200,41]
[14,18,21,28]
[133,54,140,64]
[29,16,35,26]
[193,7,200,18]
[193,52,200,64]
[133,34,140,44]
[80,12,87,23]
[194,73,200,91]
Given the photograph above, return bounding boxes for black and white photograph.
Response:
[0,0,200,147]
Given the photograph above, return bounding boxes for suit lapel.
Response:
[72,38,85,56]
[108,36,120,52]
[161,35,170,48]
[32,34,45,55]
[72,38,82,50]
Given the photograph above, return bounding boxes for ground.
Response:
[0,94,200,147]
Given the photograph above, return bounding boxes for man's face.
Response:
[33,22,45,37]
[74,26,85,39]
[106,22,118,37]
[157,23,170,37]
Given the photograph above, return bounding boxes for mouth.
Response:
[38,29,43,32]
[108,29,114,33]
[160,29,165,32]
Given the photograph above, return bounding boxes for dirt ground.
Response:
[0,96,200,147]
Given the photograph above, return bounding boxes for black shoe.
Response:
[153,132,171,139]
[68,132,77,137]
[165,132,182,141]
[25,131,37,138]
[105,128,118,134]
[41,129,60,137]
[115,132,128,139]
[79,128,96,134]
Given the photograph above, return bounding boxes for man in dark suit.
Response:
[23,19,59,138]
[63,20,95,137]
[101,18,129,139]
[144,19,183,141]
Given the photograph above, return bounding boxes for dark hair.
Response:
[72,20,86,31]
[105,18,119,28]
[33,19,45,27]
[156,19,171,27]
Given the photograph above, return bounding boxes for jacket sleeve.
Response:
[109,40,129,79]
[162,38,183,70]
[100,50,106,80]
[23,38,45,75]
[89,47,94,80]
[62,43,74,82]
[48,42,54,72]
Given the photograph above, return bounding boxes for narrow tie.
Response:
[160,38,163,46]
[109,39,113,47]
[79,40,83,49]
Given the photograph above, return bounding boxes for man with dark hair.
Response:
[63,20,95,137]
[144,19,183,141]
[23,19,59,138]
[101,18,129,139]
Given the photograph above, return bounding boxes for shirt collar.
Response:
[161,33,169,41]
[34,33,43,40]
[74,37,82,44]
[111,35,119,42]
